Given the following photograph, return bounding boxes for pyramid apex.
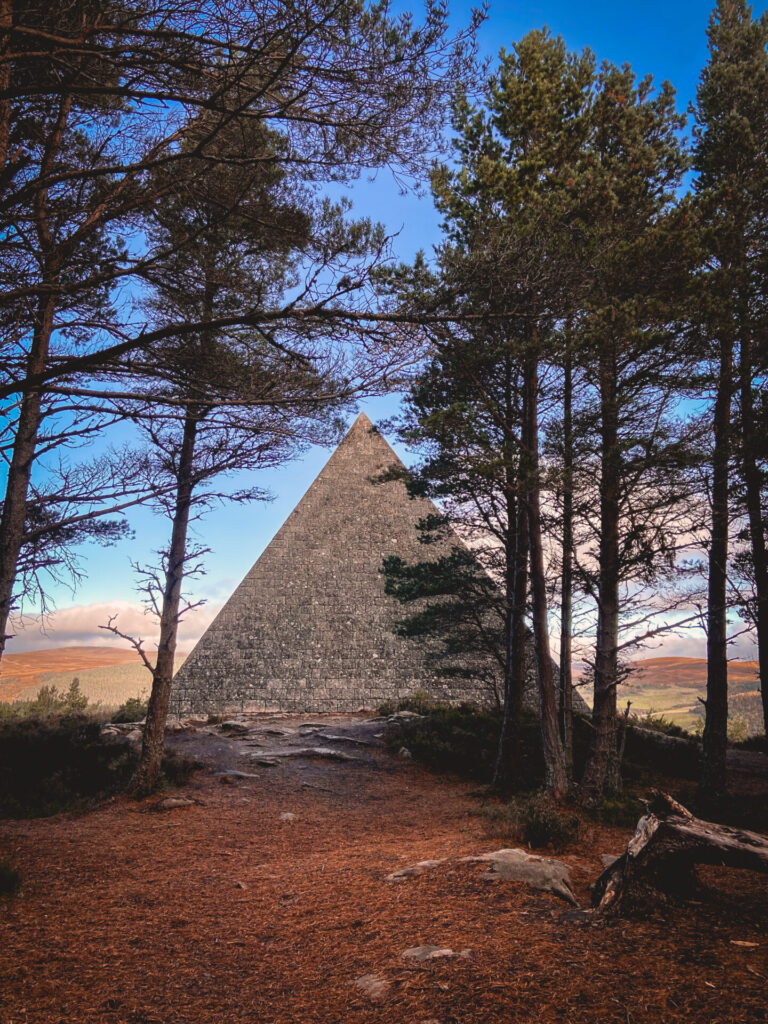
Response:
[350,411,374,430]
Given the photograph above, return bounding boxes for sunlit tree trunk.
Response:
[701,332,734,798]
[582,338,621,804]
[133,407,199,794]
[524,345,567,800]
[739,334,768,734]
[559,343,574,778]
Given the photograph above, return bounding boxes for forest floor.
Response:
[1,715,767,1024]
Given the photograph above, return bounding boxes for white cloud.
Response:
[7,600,221,654]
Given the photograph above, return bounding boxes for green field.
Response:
[616,684,705,731]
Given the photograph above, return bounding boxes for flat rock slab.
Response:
[220,721,251,735]
[402,946,471,962]
[313,734,375,748]
[387,859,448,881]
[212,770,260,780]
[352,973,391,1003]
[462,848,577,906]
[253,746,361,763]
[388,849,577,906]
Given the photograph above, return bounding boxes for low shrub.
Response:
[0,714,137,818]
[383,698,560,789]
[622,722,701,780]
[630,709,690,738]
[590,793,645,828]
[112,696,149,724]
[160,749,201,787]
[509,792,581,851]
[383,699,501,782]
[478,793,581,851]
[0,860,22,895]
[0,714,203,817]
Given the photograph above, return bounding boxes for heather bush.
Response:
[0,860,22,895]
[0,714,137,817]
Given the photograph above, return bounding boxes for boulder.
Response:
[462,848,577,906]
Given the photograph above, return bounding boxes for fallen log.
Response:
[592,790,768,914]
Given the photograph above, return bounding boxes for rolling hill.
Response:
[0,646,186,708]
[0,647,763,733]
[619,657,762,734]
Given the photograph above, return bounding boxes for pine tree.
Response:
[694,1,768,794]
[575,64,694,804]
[388,31,600,797]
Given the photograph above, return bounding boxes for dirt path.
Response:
[1,715,767,1024]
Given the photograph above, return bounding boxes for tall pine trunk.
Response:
[701,332,734,798]
[494,359,528,786]
[739,334,768,734]
[582,339,621,804]
[0,291,57,660]
[133,408,199,794]
[559,344,575,777]
[523,347,567,800]
[494,493,529,786]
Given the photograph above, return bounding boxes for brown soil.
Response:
[1,718,766,1024]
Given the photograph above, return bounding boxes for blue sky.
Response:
[11,0,764,656]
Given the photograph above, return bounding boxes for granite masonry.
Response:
[171,413,498,715]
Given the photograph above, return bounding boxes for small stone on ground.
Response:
[402,946,471,962]
[352,973,391,1002]
[155,797,195,811]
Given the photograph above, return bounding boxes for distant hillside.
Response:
[0,646,187,708]
[620,657,762,734]
[626,657,758,692]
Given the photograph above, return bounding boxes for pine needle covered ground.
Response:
[1,724,766,1024]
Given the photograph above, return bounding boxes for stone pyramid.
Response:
[171,413,492,714]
